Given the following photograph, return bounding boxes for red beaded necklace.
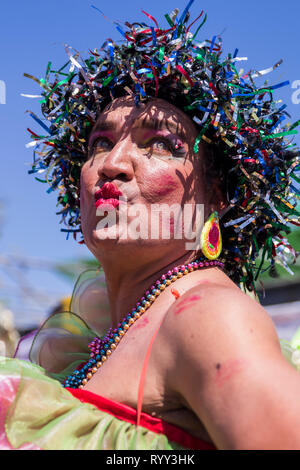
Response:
[63,257,224,389]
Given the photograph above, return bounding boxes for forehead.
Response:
[92,96,197,141]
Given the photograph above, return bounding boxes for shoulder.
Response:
[163,280,279,338]
[160,280,281,378]
[158,283,300,449]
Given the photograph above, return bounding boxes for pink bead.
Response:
[167,270,172,276]
[145,290,150,295]
[180,265,185,271]
[141,296,146,301]
[151,285,155,290]
[205,262,209,266]
[173,267,179,273]
[160,275,166,281]
[155,280,161,285]
[199,262,204,268]
[187,263,192,269]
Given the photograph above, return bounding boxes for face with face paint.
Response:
[80,96,224,264]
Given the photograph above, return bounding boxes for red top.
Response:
[67,387,216,450]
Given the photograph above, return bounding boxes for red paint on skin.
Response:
[171,288,181,299]
[134,316,150,330]
[195,280,211,286]
[153,173,182,237]
[154,174,179,197]
[215,359,246,388]
[173,295,202,315]
[169,214,175,234]
[162,213,184,238]
[153,174,182,237]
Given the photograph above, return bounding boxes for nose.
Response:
[97,137,135,182]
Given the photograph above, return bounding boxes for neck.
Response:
[96,247,222,328]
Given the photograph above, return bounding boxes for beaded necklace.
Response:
[63,257,225,389]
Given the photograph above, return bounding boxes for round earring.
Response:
[200,211,222,260]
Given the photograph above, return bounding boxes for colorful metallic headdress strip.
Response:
[24,1,300,292]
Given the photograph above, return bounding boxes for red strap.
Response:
[136,320,163,427]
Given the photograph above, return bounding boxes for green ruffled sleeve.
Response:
[0,357,184,450]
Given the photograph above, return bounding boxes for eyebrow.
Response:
[91,117,188,142]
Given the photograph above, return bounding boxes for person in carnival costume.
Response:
[2,1,300,450]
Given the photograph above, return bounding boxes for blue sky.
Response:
[0,0,299,328]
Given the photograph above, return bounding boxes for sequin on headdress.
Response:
[24,1,300,292]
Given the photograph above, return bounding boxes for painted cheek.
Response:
[215,359,246,388]
[152,174,180,198]
[146,172,183,236]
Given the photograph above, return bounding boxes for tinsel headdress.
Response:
[24,1,300,292]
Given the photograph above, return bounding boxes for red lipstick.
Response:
[94,183,123,210]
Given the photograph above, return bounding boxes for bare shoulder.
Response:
[160,280,282,376]
[157,280,300,449]
[163,280,280,340]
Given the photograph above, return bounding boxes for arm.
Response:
[164,283,300,450]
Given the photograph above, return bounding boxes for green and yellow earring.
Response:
[200,211,222,260]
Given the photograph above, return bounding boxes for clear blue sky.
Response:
[0,0,300,328]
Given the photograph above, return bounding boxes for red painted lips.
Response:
[94,183,123,210]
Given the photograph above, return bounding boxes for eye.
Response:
[153,140,170,151]
[87,136,114,158]
[93,137,113,151]
[144,137,186,158]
